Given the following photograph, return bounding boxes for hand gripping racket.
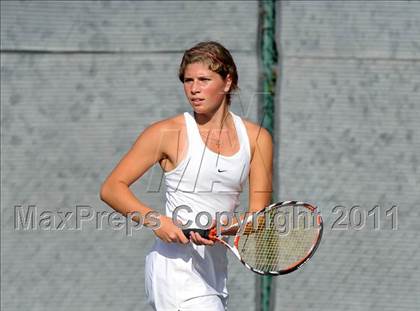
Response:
[183,201,323,275]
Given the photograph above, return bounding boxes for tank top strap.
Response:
[230,111,251,160]
[183,112,202,150]
[184,111,251,160]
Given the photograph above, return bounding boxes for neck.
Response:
[194,102,230,130]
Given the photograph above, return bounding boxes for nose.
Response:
[191,80,200,94]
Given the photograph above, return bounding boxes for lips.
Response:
[191,98,204,104]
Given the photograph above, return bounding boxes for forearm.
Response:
[100,180,156,225]
[248,190,272,214]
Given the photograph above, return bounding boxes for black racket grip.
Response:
[182,228,211,239]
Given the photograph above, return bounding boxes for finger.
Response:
[168,233,179,243]
[178,231,190,244]
[189,231,200,244]
[201,237,214,246]
[192,231,214,246]
[190,231,203,245]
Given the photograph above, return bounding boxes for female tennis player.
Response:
[100,41,273,311]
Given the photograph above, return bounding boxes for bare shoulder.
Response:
[139,114,185,139]
[131,114,186,163]
[241,117,273,146]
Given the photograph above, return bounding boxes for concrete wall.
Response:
[1,1,259,310]
[275,1,420,310]
[3,1,420,311]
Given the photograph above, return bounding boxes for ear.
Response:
[224,74,233,93]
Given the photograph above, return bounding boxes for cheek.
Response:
[205,83,225,98]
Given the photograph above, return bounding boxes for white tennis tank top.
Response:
[145,111,251,310]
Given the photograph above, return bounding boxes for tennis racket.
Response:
[182,201,323,275]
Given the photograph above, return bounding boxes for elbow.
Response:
[100,179,128,203]
[100,181,111,203]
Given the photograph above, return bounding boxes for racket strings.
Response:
[237,205,319,272]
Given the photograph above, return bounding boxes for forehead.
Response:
[183,62,216,76]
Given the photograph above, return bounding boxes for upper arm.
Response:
[248,124,273,212]
[102,121,168,188]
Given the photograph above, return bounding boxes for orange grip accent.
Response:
[209,228,217,240]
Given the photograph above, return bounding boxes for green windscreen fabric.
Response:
[258,1,278,310]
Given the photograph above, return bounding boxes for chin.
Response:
[191,103,220,114]
[190,104,207,114]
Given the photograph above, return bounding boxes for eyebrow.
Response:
[184,74,212,80]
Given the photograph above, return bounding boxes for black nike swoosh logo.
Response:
[218,169,227,173]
